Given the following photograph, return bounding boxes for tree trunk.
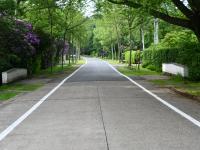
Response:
[110,30,114,60]
[46,0,54,73]
[129,27,132,67]
[192,15,200,42]
[68,49,71,65]
[114,18,121,62]
[62,30,67,70]
[114,44,117,60]
[111,43,114,60]
[128,11,134,67]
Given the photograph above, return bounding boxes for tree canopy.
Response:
[0,0,200,81]
[107,0,200,40]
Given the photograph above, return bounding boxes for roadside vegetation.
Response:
[0,0,88,100]
[0,58,85,101]
[151,76,200,98]
[83,1,200,99]
[101,58,121,65]
[0,1,200,100]
[0,0,88,85]
[35,58,85,78]
[0,83,43,101]
[117,66,160,76]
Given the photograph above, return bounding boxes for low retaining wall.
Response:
[162,63,188,77]
[2,68,27,84]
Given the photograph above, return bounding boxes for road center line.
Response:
[0,60,87,142]
[106,61,200,128]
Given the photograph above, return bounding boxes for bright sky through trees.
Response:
[84,0,95,17]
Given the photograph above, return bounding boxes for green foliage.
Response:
[143,30,200,80]
[160,30,198,48]
[117,66,160,76]
[124,50,141,64]
[124,50,136,63]
[90,50,98,57]
[151,76,200,97]
[32,56,41,73]
[0,0,16,15]
[0,83,43,100]
[0,92,19,101]
[143,45,200,80]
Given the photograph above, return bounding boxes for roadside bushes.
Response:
[142,44,200,80]
[124,50,141,64]
[0,16,69,76]
[0,16,41,75]
[142,30,200,80]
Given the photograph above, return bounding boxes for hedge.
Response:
[142,45,200,80]
[124,50,140,64]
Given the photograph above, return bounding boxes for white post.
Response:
[141,27,145,50]
[154,18,159,44]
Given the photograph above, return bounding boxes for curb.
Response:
[170,87,200,102]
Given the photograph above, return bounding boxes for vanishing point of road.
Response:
[0,58,200,150]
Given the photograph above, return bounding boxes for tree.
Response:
[58,0,87,67]
[107,0,200,41]
[93,3,126,60]
[0,0,16,16]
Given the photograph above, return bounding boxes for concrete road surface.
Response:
[0,58,200,150]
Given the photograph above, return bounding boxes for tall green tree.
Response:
[107,0,200,41]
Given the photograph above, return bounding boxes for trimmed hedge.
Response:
[124,50,140,64]
[142,45,200,80]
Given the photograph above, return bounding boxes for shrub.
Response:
[143,30,200,80]
[32,56,41,74]
[160,30,198,48]
[0,17,41,75]
[124,50,141,64]
[142,45,200,80]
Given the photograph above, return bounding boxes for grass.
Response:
[0,83,43,101]
[102,58,200,98]
[151,76,200,97]
[0,58,85,101]
[0,92,19,101]
[36,65,75,77]
[117,65,161,76]
[35,58,85,78]
[103,58,160,76]
[102,58,122,65]
[76,58,86,65]
[0,83,43,91]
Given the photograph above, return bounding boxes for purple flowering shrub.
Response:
[25,32,40,45]
[15,19,40,54]
[0,17,41,75]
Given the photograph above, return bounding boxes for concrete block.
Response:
[162,63,188,77]
[2,68,27,84]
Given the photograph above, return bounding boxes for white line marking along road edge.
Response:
[0,59,88,142]
[106,61,200,128]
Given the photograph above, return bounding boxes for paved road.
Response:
[0,58,200,150]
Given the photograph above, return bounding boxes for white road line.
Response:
[0,60,87,142]
[106,62,200,128]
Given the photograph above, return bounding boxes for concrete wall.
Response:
[2,68,27,84]
[162,63,188,77]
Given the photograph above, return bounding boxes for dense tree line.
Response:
[1,0,200,82]
[84,0,200,80]
[0,0,89,84]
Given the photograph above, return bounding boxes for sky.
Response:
[84,0,96,17]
